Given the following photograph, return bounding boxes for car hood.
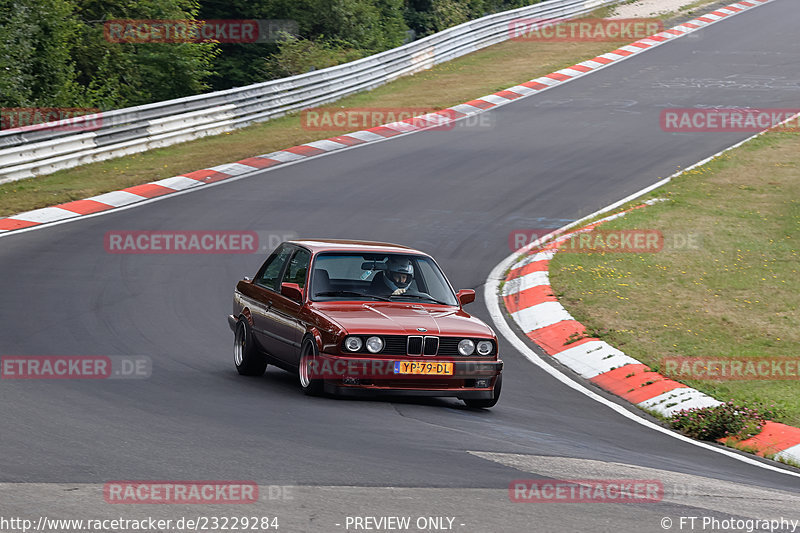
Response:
[312,302,494,337]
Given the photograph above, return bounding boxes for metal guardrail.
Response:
[0,0,616,184]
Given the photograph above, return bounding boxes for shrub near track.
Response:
[549,131,800,427]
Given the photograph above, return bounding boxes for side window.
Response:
[415,258,451,302]
[254,245,293,291]
[282,249,311,289]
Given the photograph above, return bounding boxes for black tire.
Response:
[234,319,267,376]
[298,338,324,396]
[464,375,502,409]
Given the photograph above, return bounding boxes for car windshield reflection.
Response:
[310,253,458,306]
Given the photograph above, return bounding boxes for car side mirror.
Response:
[281,282,303,302]
[456,289,475,306]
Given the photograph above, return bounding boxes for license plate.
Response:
[394,361,453,375]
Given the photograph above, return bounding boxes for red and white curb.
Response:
[0,0,775,235]
[501,202,800,465]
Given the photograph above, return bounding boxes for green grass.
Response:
[549,131,800,426]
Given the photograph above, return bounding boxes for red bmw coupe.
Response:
[228,239,502,407]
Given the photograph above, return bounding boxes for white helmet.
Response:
[384,257,414,291]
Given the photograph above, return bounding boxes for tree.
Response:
[72,0,219,107]
[0,0,219,110]
[199,0,408,88]
[0,0,83,107]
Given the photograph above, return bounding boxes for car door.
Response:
[250,244,294,356]
[267,247,311,366]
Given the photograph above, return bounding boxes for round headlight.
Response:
[458,339,475,356]
[366,336,384,354]
[344,336,363,352]
[476,340,493,355]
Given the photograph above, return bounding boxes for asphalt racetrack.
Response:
[1,1,799,531]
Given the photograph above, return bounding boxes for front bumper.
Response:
[315,353,502,399]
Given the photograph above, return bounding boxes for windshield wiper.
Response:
[315,290,391,301]
[390,293,451,305]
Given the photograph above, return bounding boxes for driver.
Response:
[371,257,416,296]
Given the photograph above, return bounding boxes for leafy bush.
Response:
[203,0,408,88]
[404,0,540,38]
[668,401,780,441]
[261,34,364,78]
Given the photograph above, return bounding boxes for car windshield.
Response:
[310,252,459,306]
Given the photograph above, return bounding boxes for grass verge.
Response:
[549,130,800,426]
[0,1,722,217]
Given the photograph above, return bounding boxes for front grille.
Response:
[437,337,462,356]
[407,336,423,355]
[382,335,407,355]
[423,336,439,355]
